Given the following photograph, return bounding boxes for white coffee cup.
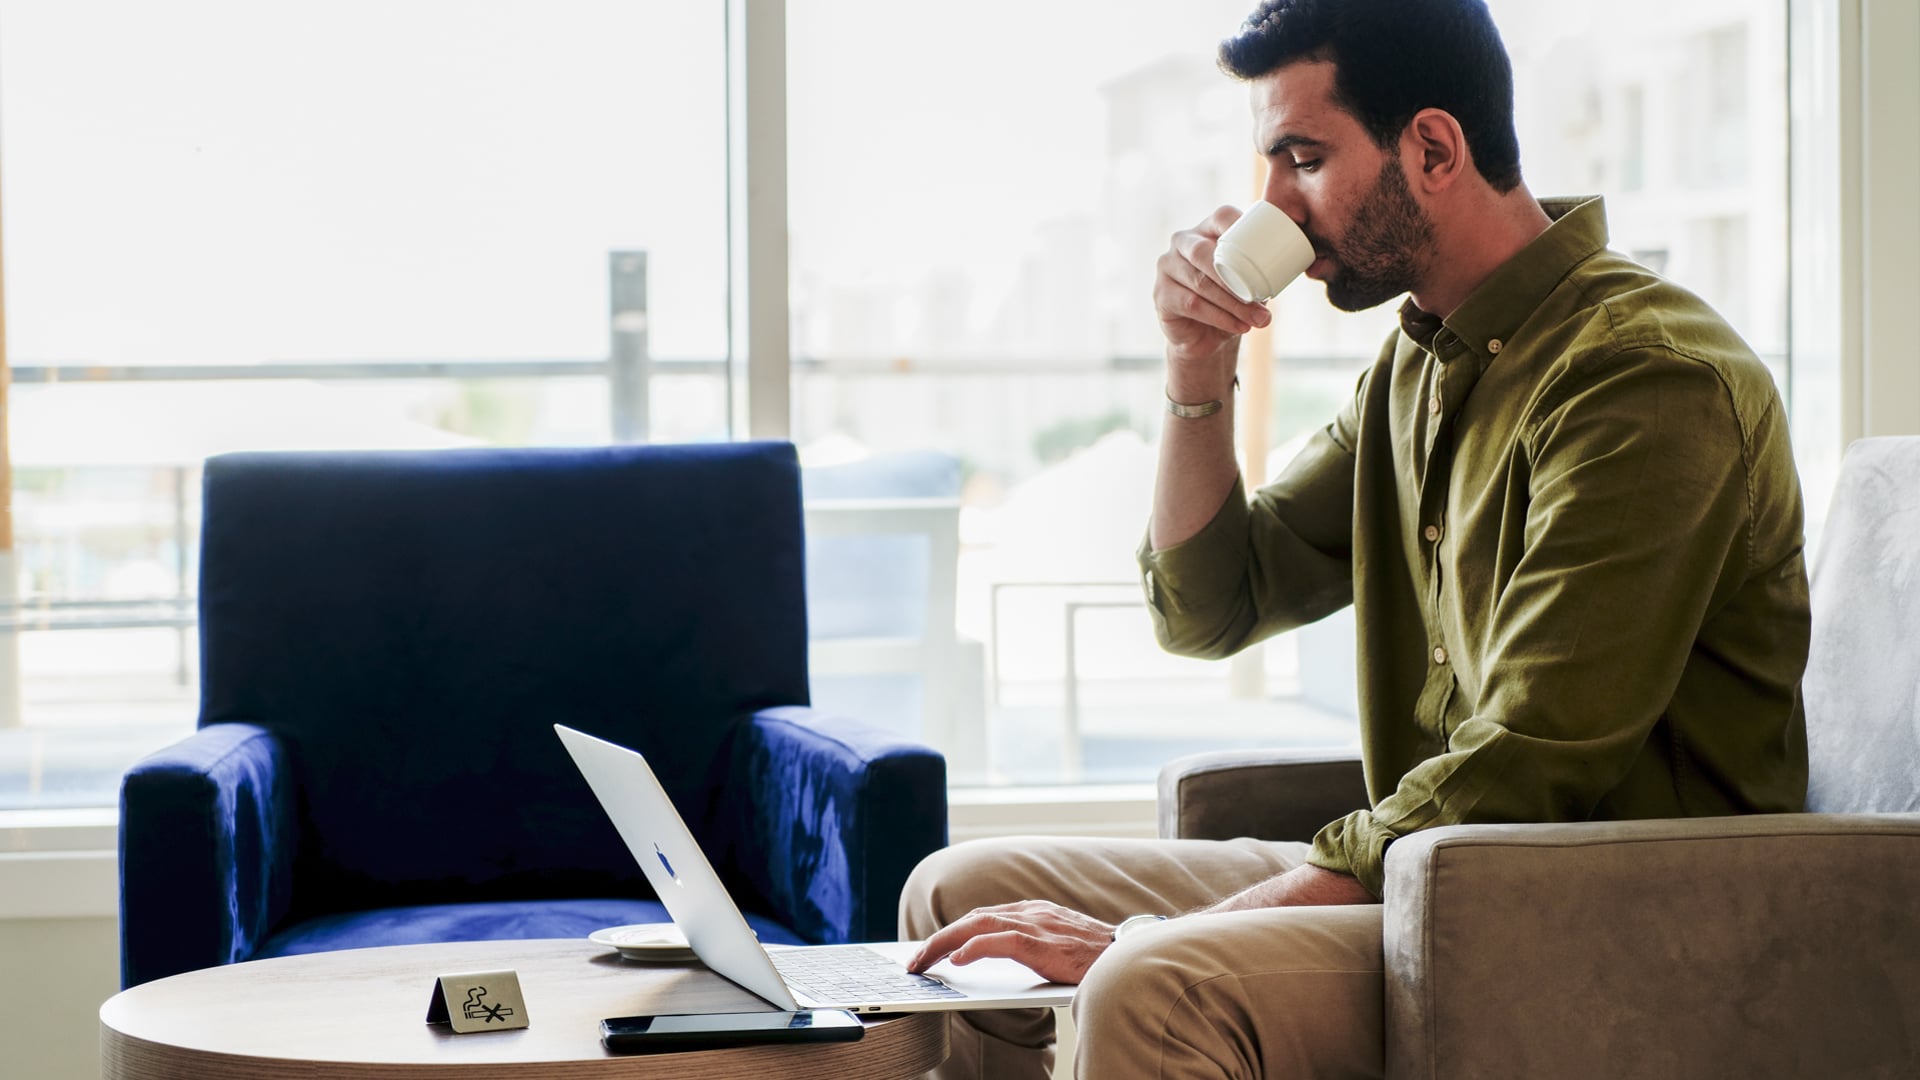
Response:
[1213,201,1315,304]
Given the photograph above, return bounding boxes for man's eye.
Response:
[1290,159,1321,172]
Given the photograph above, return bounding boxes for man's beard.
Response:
[1314,157,1435,313]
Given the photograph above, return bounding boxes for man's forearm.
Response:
[1200,862,1378,913]
[1151,340,1243,551]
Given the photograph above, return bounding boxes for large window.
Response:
[786,0,1799,786]
[0,0,1821,811]
[0,0,728,809]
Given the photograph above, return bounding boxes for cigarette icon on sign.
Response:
[462,985,516,1023]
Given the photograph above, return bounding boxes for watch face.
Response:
[1114,914,1166,940]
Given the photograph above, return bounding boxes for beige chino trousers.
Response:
[898,836,1384,1080]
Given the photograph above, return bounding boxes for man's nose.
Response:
[1258,179,1309,234]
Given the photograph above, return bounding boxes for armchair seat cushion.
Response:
[254,898,807,959]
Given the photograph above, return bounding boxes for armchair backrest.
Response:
[1804,436,1920,814]
[196,442,810,917]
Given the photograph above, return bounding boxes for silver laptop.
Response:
[555,723,1075,1013]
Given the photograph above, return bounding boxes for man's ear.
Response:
[1404,108,1469,193]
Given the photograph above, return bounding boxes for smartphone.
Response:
[599,1009,865,1054]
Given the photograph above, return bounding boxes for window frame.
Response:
[1,0,1908,872]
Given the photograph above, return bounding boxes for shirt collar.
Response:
[1400,195,1611,367]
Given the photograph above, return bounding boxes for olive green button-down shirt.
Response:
[1137,197,1810,897]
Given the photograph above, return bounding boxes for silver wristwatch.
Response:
[1110,914,1169,942]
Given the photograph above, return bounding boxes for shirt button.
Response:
[1428,396,1441,416]
[1488,338,1504,354]
[1433,645,1449,665]
[1424,524,1442,542]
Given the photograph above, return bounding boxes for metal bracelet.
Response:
[1164,376,1238,419]
[1165,393,1224,418]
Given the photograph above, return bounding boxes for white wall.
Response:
[1854,0,1920,437]
[2,830,118,1079]
[2,916,117,1080]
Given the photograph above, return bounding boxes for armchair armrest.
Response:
[118,722,297,988]
[1381,813,1920,1080]
[724,706,947,944]
[1158,747,1367,841]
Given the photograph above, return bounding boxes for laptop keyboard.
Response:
[771,946,967,1003]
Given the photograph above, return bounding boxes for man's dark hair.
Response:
[1219,0,1523,193]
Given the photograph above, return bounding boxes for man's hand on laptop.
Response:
[905,900,1116,984]
[905,866,1376,984]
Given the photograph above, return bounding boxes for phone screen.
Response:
[600,1009,865,1053]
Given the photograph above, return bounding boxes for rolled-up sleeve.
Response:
[1138,386,1362,661]
[1309,348,1758,894]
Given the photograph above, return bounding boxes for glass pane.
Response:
[787,0,1791,786]
[1788,0,1845,551]
[1496,1,1788,382]
[1,1,727,370]
[0,1,727,811]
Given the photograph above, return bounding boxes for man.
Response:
[900,0,1810,1077]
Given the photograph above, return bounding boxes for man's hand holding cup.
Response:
[1153,203,1315,399]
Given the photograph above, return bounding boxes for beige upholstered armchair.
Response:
[1158,436,1920,1079]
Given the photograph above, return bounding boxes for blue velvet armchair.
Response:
[119,441,948,989]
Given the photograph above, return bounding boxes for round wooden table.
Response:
[99,938,948,1079]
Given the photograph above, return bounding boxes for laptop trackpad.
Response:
[862,941,1076,1002]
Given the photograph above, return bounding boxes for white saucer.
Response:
[588,923,698,963]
